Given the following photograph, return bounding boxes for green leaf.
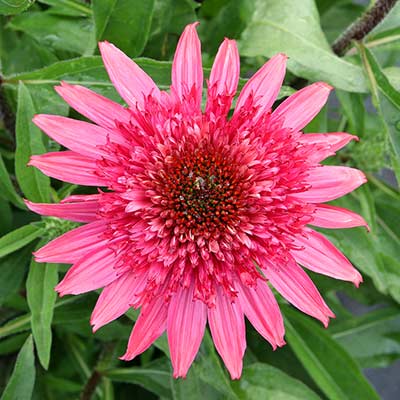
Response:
[0,335,35,400]
[0,224,43,258]
[0,332,29,356]
[0,154,25,209]
[386,66,400,91]
[26,241,59,370]
[239,0,367,92]
[105,358,172,398]
[8,11,95,55]
[194,331,238,399]
[365,27,400,53]
[336,90,365,135]
[0,200,12,236]
[39,0,92,17]
[0,246,32,306]
[0,297,78,340]
[284,307,380,400]
[93,0,155,57]
[232,363,321,400]
[199,0,253,54]
[144,0,197,59]
[0,0,33,15]
[358,44,400,183]
[331,307,400,368]
[4,55,293,109]
[0,314,31,340]
[15,82,51,203]
[0,23,59,76]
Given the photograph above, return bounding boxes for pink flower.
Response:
[27,23,367,379]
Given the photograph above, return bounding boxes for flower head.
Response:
[27,23,367,379]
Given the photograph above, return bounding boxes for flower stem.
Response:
[332,0,399,56]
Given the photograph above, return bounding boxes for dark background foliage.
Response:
[0,0,399,399]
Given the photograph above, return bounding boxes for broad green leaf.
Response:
[239,0,367,92]
[0,246,32,305]
[144,0,197,59]
[15,82,50,202]
[171,367,222,400]
[331,307,400,368]
[168,330,238,400]
[199,0,253,54]
[26,240,59,370]
[105,358,172,398]
[39,0,92,17]
[324,192,400,304]
[386,66,400,91]
[0,335,35,400]
[8,11,94,55]
[0,154,25,209]
[0,0,33,15]
[194,331,238,399]
[358,44,400,183]
[93,0,155,57]
[0,224,43,258]
[0,23,59,76]
[284,307,380,400]
[232,363,321,400]
[4,56,293,110]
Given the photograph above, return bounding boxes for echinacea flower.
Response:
[26,23,367,379]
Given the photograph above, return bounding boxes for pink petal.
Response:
[296,166,367,203]
[167,283,207,378]
[60,194,100,203]
[29,151,106,186]
[310,204,368,230]
[34,220,108,263]
[291,228,363,286]
[55,247,119,296]
[237,279,285,349]
[55,82,131,128]
[235,53,287,116]
[123,190,152,212]
[171,23,203,109]
[299,132,358,162]
[208,38,240,97]
[272,82,332,132]
[32,115,111,159]
[99,41,160,109]
[25,197,99,222]
[121,296,168,361]
[262,257,334,327]
[91,272,148,332]
[208,289,246,379]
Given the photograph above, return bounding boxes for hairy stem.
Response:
[332,0,399,56]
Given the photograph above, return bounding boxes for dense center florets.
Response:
[158,141,245,237]
[95,95,318,305]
